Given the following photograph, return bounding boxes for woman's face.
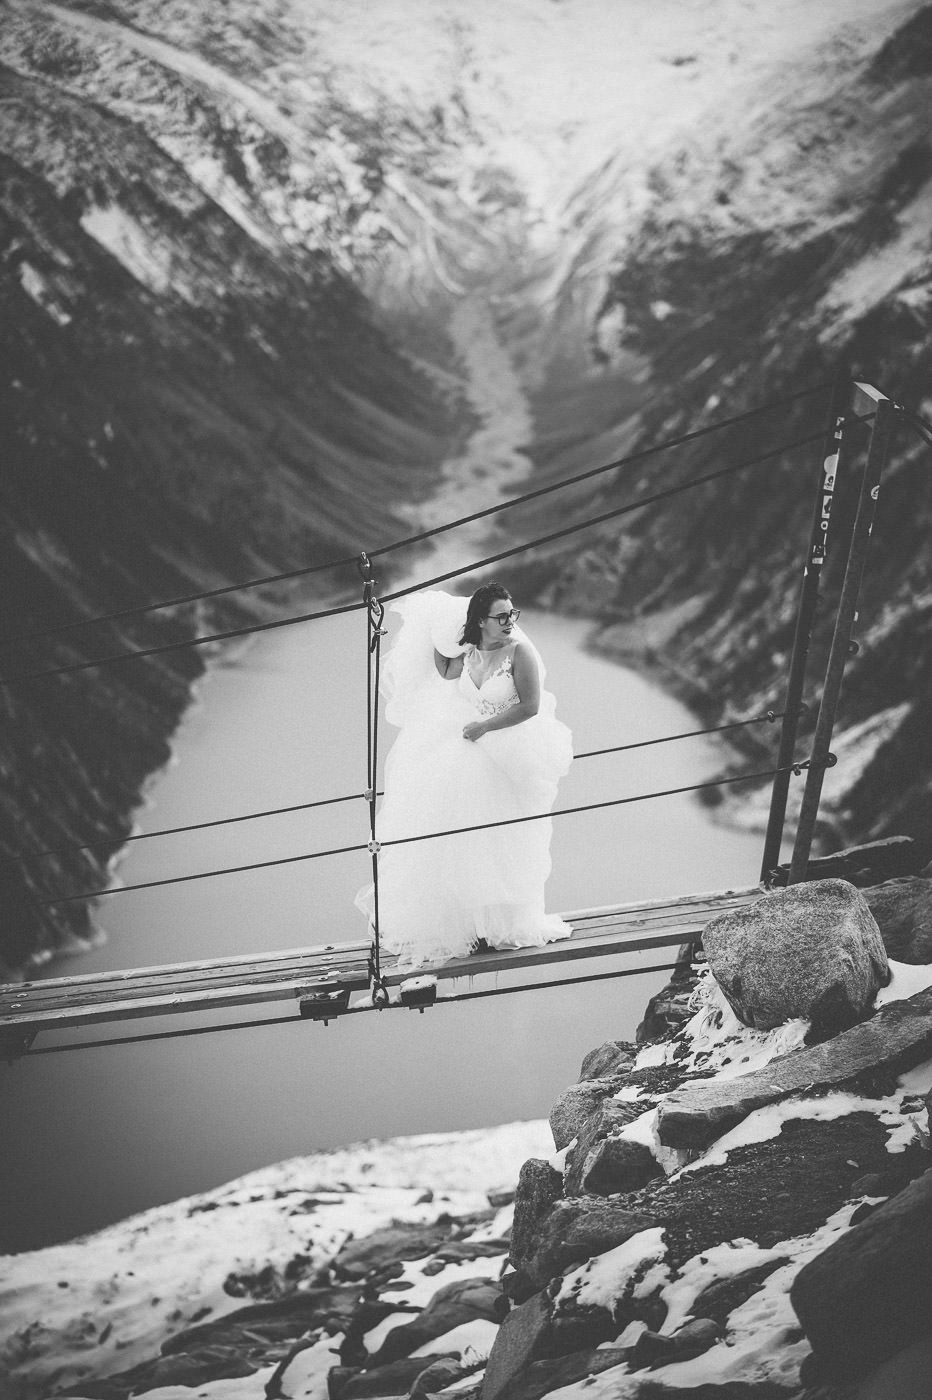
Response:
[478,596,517,646]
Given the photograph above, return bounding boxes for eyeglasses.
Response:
[486,609,521,626]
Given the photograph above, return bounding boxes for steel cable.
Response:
[22,705,796,862]
[2,381,832,651]
[3,426,831,684]
[38,759,813,906]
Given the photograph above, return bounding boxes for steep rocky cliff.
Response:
[527,3,932,853]
[0,0,471,975]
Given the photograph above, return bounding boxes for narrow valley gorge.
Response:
[2,0,932,977]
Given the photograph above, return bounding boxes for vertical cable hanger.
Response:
[359,553,390,1007]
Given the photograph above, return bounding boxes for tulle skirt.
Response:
[355,672,573,967]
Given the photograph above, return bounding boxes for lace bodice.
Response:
[463,647,521,718]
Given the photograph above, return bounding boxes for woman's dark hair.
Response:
[460,582,511,646]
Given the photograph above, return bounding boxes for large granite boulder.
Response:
[865,876,932,963]
[791,1167,932,1385]
[703,878,889,1032]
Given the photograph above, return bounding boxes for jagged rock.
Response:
[487,1188,516,1208]
[864,877,932,963]
[572,1134,662,1197]
[631,1316,721,1371]
[657,982,932,1149]
[368,1277,503,1366]
[690,1261,788,1325]
[72,1351,260,1398]
[564,1099,661,1197]
[550,1078,632,1151]
[481,1290,553,1400]
[770,835,925,887]
[159,1288,361,1354]
[510,1159,564,1271]
[791,1166,932,1385]
[341,1298,421,1367]
[546,1307,620,1358]
[578,1041,636,1080]
[332,1221,457,1280]
[329,1354,456,1398]
[636,946,702,1045]
[409,1355,479,1396]
[486,1346,630,1400]
[510,1197,658,1291]
[703,879,889,1033]
[434,1237,511,1263]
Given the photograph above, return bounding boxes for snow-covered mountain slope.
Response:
[3,0,931,975]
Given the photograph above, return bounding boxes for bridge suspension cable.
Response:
[22,705,798,862]
[2,381,833,651]
[4,424,839,685]
[37,756,823,907]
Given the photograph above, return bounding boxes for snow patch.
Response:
[632,969,809,1082]
[554,1228,668,1312]
[80,203,174,294]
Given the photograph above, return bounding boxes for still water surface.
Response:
[2,607,765,1251]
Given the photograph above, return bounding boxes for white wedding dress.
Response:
[354,590,573,967]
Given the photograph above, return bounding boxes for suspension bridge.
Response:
[1,376,924,1060]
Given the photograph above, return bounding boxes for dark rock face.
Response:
[578,1041,637,1080]
[509,1197,658,1292]
[791,1167,932,1385]
[636,947,702,1045]
[564,1099,660,1197]
[657,982,932,1150]
[550,1077,632,1152]
[368,1277,503,1366]
[485,1347,630,1400]
[510,1159,564,1275]
[332,1353,458,1398]
[628,1316,721,1371]
[865,876,932,963]
[332,1220,460,1281]
[702,879,889,1033]
[771,836,928,888]
[481,1290,553,1400]
[571,1133,661,1196]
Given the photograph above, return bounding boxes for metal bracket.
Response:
[296,987,351,1025]
[400,979,438,1012]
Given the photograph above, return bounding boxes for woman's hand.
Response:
[463,720,488,743]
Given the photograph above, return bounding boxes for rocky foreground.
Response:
[4,842,932,1400]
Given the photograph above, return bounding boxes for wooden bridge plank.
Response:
[0,886,761,1038]
[0,930,707,1031]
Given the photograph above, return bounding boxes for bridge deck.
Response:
[0,885,760,1047]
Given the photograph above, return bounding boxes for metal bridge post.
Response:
[359,553,390,1007]
[760,372,854,882]
[787,387,896,885]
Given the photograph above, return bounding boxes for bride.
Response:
[355,582,574,967]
